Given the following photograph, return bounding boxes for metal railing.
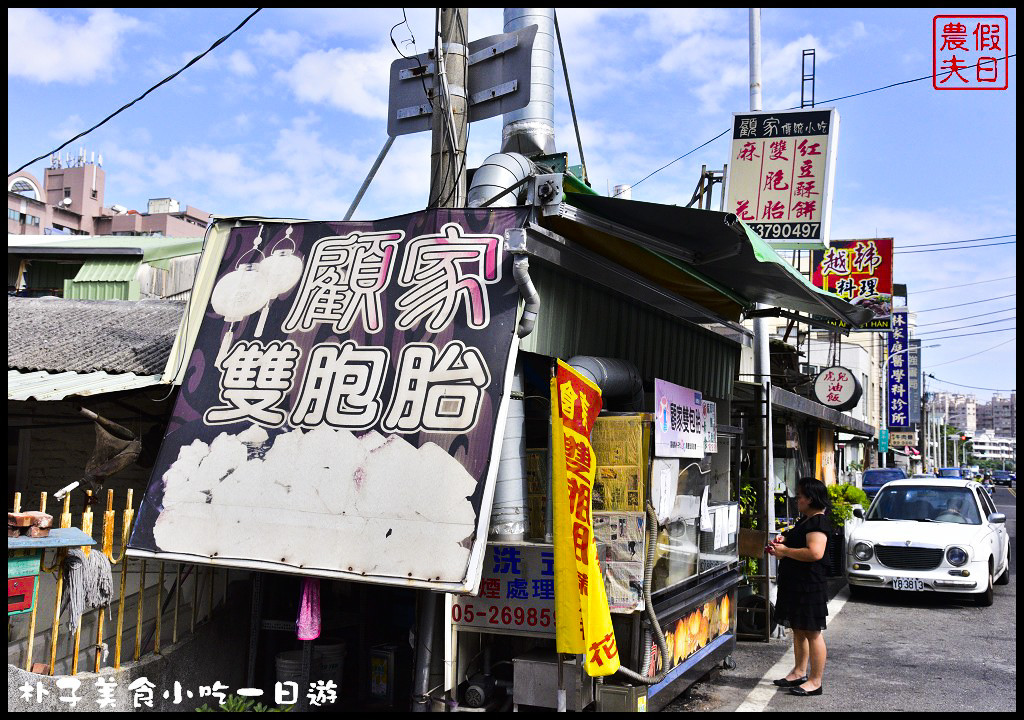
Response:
[10,489,225,676]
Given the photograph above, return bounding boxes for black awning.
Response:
[552,193,873,328]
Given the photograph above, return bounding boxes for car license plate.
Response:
[892,577,924,591]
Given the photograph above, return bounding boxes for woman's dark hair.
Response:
[797,477,830,511]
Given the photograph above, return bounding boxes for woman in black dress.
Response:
[768,477,832,696]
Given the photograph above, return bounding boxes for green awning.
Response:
[556,193,872,328]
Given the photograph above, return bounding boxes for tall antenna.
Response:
[801,49,816,108]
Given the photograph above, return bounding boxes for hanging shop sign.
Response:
[127,209,528,593]
[811,238,894,331]
[889,431,918,446]
[453,543,556,638]
[702,400,718,455]
[812,365,863,412]
[887,310,911,428]
[907,338,922,424]
[551,360,620,677]
[723,107,839,248]
[654,379,704,459]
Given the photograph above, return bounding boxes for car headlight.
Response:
[852,542,873,561]
[946,546,969,567]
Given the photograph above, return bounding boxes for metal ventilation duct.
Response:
[501,8,556,157]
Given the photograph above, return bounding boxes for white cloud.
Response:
[250,29,304,60]
[226,50,256,77]
[7,9,140,84]
[277,46,393,118]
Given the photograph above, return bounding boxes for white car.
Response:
[846,478,1010,606]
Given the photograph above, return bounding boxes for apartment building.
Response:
[8,152,209,238]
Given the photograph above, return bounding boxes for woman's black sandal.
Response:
[772,676,808,687]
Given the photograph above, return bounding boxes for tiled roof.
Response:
[8,297,186,375]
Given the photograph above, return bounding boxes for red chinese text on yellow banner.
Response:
[550,359,620,676]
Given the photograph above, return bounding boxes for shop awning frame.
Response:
[734,381,876,437]
[552,194,873,329]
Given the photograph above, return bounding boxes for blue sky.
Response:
[7,8,1017,399]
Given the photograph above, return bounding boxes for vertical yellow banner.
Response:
[551,360,620,676]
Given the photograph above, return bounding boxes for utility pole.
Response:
[416,11,469,710]
[428,8,469,208]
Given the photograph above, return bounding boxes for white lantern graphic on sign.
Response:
[254,225,304,338]
[210,225,273,367]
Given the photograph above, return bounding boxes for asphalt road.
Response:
[664,485,1016,712]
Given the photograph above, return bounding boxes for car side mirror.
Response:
[988,513,1006,524]
[852,505,864,519]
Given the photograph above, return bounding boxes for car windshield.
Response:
[862,469,906,487]
[867,486,982,524]
[937,468,961,478]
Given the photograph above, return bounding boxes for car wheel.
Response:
[995,547,1011,586]
[974,561,994,607]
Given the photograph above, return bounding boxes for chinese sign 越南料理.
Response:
[551,360,620,677]
[724,108,839,247]
[128,210,528,593]
[811,237,894,331]
[887,310,911,428]
[933,15,1009,90]
[654,379,704,459]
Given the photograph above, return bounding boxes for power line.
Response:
[928,337,1016,369]
[10,8,264,176]
[915,293,1016,313]
[621,54,1016,199]
[916,307,1015,327]
[895,240,1015,254]
[915,275,1016,294]
[898,234,1015,249]
[925,373,1015,393]
[618,129,730,196]
[916,326,1015,341]
[915,315,1015,334]
[807,53,1016,106]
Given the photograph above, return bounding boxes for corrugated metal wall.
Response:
[518,262,739,400]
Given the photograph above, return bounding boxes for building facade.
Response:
[930,392,977,435]
[977,393,1016,438]
[8,153,209,238]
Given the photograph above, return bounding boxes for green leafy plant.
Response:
[826,483,867,529]
[196,695,291,712]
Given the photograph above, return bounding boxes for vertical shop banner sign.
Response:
[654,379,704,458]
[887,310,910,428]
[724,108,839,246]
[550,360,620,677]
[908,338,922,424]
[811,238,894,331]
[127,209,528,593]
[702,401,718,455]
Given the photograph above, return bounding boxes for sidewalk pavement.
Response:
[662,576,848,712]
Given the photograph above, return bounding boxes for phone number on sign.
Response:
[748,222,820,239]
[451,603,555,628]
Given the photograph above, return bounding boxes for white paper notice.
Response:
[729,505,739,535]
[651,459,679,525]
[714,508,727,549]
[700,486,711,527]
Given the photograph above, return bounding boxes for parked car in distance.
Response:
[847,478,1010,606]
[910,473,937,479]
[861,467,908,500]
[937,467,962,478]
[992,470,1013,487]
